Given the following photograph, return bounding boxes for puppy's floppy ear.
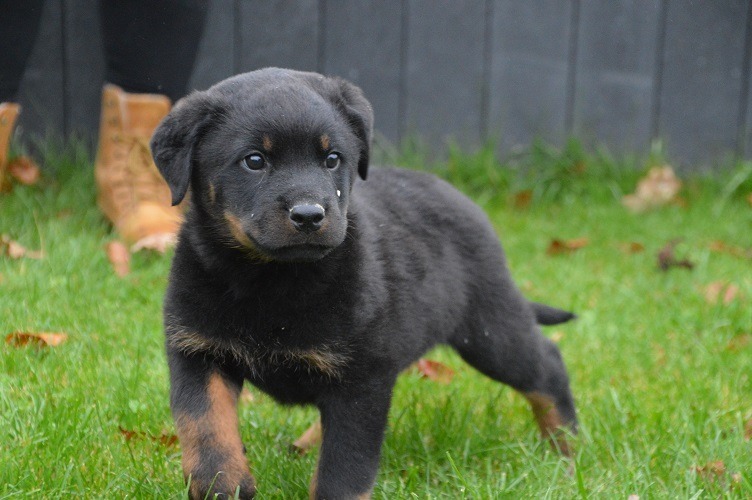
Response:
[150,92,220,206]
[335,79,374,180]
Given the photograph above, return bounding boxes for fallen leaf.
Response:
[239,386,255,404]
[704,282,740,305]
[118,426,178,447]
[627,495,639,500]
[105,241,130,277]
[5,332,68,347]
[745,418,752,441]
[291,419,322,455]
[1,234,44,259]
[622,165,682,212]
[619,242,645,254]
[550,331,564,343]
[708,240,752,260]
[512,190,533,209]
[413,358,456,384]
[7,156,41,185]
[693,460,726,481]
[726,334,751,352]
[657,239,694,271]
[547,238,589,256]
[747,193,752,207]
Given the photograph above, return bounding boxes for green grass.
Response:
[2,141,751,498]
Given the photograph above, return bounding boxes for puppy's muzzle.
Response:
[289,204,325,234]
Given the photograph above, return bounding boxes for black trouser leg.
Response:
[0,0,45,101]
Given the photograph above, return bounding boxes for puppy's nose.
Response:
[289,204,325,233]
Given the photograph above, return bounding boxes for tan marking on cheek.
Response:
[208,182,216,204]
[224,211,255,249]
[524,392,572,456]
[320,134,330,151]
[262,134,273,152]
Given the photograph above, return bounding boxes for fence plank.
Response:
[63,0,105,140]
[188,0,235,93]
[236,0,319,73]
[659,0,747,167]
[16,0,65,141]
[322,0,402,144]
[573,0,661,154]
[489,0,573,152]
[404,0,486,148]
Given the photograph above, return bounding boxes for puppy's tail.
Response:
[531,302,576,326]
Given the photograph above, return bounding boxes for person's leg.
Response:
[0,0,44,191]
[95,0,207,251]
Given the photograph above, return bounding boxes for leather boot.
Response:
[95,84,182,252]
[0,102,21,193]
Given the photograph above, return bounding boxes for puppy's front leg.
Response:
[167,348,256,499]
[311,381,394,500]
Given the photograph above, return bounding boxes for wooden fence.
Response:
[14,0,752,168]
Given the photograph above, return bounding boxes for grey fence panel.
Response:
[63,0,105,139]
[489,0,573,152]
[403,0,486,148]
[16,0,65,141]
[188,0,236,93]
[322,0,403,144]
[573,0,662,153]
[659,0,748,167]
[236,0,320,73]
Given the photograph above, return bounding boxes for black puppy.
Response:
[151,68,577,499]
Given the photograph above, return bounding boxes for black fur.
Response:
[151,68,577,499]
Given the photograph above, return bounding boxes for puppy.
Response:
[150,68,577,499]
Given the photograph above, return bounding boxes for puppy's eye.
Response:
[242,153,265,171]
[325,152,341,169]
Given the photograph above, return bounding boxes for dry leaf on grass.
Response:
[118,426,178,447]
[747,193,752,207]
[8,156,41,185]
[745,418,752,441]
[550,331,565,343]
[413,358,456,384]
[708,240,752,260]
[726,334,751,352]
[5,332,68,347]
[512,190,533,209]
[1,234,44,259]
[291,419,322,455]
[619,242,645,254]
[657,239,694,271]
[622,165,682,212]
[105,241,130,277]
[704,282,740,305]
[546,238,589,256]
[693,460,726,481]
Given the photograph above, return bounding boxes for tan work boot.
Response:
[0,102,21,193]
[95,84,182,252]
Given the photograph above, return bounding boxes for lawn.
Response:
[1,141,751,498]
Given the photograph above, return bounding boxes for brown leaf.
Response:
[118,426,178,447]
[627,495,640,500]
[622,165,682,212]
[704,282,740,305]
[8,156,41,185]
[693,460,726,482]
[547,237,589,256]
[512,190,533,209]
[550,331,565,343]
[414,358,456,384]
[619,242,645,254]
[708,240,752,260]
[726,334,751,352]
[1,234,44,260]
[105,241,130,277]
[747,193,752,207]
[291,419,322,455]
[657,239,694,271]
[6,332,68,347]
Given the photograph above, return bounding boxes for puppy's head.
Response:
[151,68,373,262]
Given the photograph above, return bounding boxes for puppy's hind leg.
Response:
[450,301,577,455]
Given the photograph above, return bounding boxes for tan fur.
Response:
[524,392,572,456]
[208,182,216,204]
[262,134,273,152]
[224,211,255,249]
[320,134,330,151]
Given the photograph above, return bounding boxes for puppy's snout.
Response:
[289,204,325,233]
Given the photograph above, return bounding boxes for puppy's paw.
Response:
[187,470,256,499]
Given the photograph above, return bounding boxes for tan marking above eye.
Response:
[262,134,273,152]
[320,134,330,151]
[208,182,216,204]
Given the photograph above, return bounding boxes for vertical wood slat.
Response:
[488,0,573,152]
[16,0,65,141]
[572,0,662,153]
[659,0,748,167]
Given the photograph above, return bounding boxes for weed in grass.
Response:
[1,139,751,498]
